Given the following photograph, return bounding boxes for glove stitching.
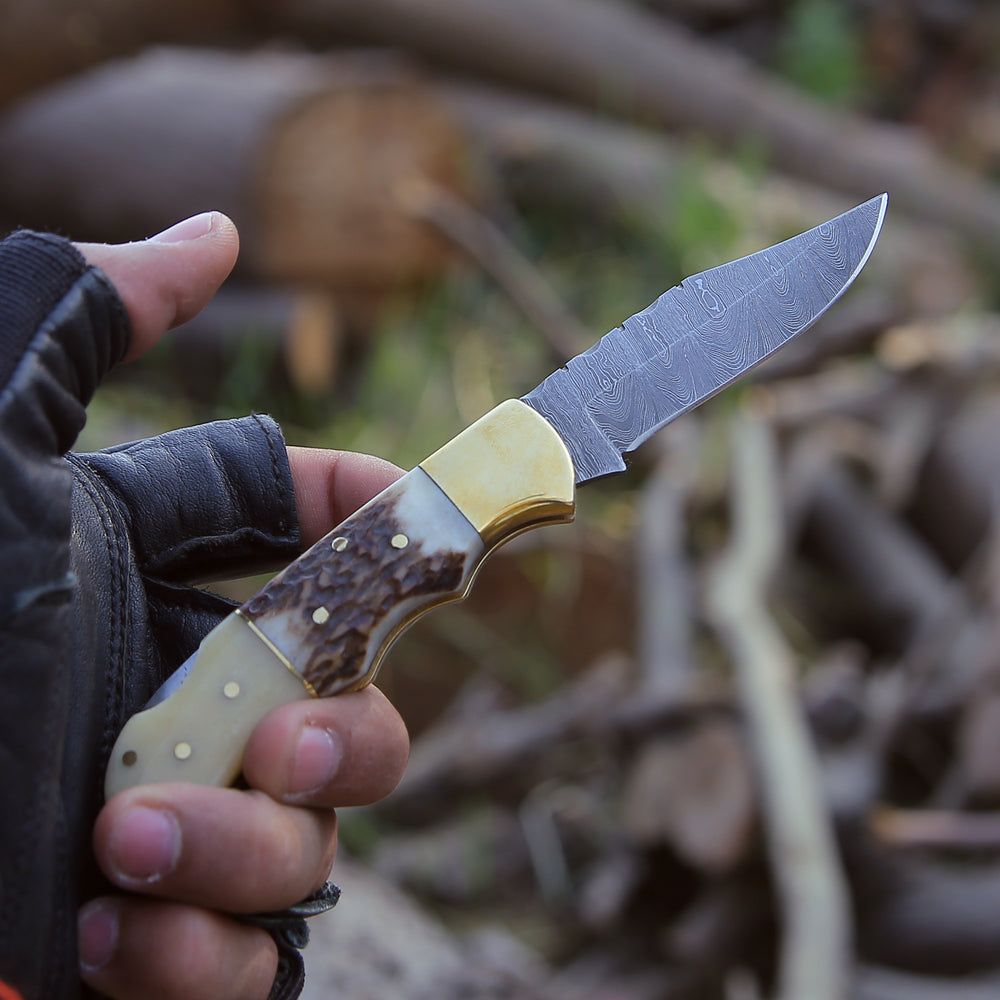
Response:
[66,456,131,781]
[251,412,292,540]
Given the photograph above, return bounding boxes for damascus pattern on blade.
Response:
[523,195,886,484]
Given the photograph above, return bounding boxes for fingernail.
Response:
[152,212,215,243]
[78,899,119,974]
[290,726,341,796]
[107,805,181,885]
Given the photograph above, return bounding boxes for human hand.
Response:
[0,214,407,1000]
[82,630,408,1000]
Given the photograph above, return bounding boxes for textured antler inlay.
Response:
[241,468,482,696]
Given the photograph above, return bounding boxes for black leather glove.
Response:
[0,231,312,1000]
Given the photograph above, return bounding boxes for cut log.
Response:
[256,0,1000,249]
[0,0,243,109]
[0,48,474,290]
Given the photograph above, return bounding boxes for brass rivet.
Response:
[331,536,349,552]
[174,742,192,761]
[223,681,241,699]
[391,533,409,549]
[312,607,331,625]
[122,750,137,767]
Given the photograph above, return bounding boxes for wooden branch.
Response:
[381,656,628,821]
[663,873,776,990]
[150,284,342,398]
[798,462,957,654]
[398,176,591,361]
[0,48,472,290]
[796,458,999,722]
[257,0,1000,249]
[441,81,690,225]
[708,412,852,1000]
[843,826,1000,975]
[379,654,732,823]
[635,424,700,698]
[443,83,965,323]
[368,806,531,903]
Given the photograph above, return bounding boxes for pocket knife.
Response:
[106,194,887,797]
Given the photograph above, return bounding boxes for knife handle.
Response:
[106,400,575,797]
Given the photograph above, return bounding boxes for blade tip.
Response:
[852,193,889,279]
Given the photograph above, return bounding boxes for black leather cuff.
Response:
[0,227,320,1000]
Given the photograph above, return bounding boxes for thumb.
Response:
[76,213,239,361]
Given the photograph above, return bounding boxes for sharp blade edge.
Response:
[522,194,887,484]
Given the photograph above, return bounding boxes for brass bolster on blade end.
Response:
[420,399,576,547]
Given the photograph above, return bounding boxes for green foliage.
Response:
[669,150,746,273]
[776,0,867,107]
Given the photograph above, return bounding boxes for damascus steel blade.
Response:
[523,194,887,484]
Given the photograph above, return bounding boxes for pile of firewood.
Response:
[6,2,1000,999]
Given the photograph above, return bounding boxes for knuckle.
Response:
[241,794,336,907]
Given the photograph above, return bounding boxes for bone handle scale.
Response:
[105,400,575,797]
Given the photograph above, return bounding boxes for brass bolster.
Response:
[420,399,576,547]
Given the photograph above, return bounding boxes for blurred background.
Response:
[7,1,1000,997]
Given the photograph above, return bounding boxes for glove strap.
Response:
[239,881,342,1000]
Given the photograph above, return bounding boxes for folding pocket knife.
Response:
[106,194,887,797]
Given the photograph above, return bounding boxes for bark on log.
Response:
[0,48,473,290]
[256,0,1000,249]
[0,0,243,109]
